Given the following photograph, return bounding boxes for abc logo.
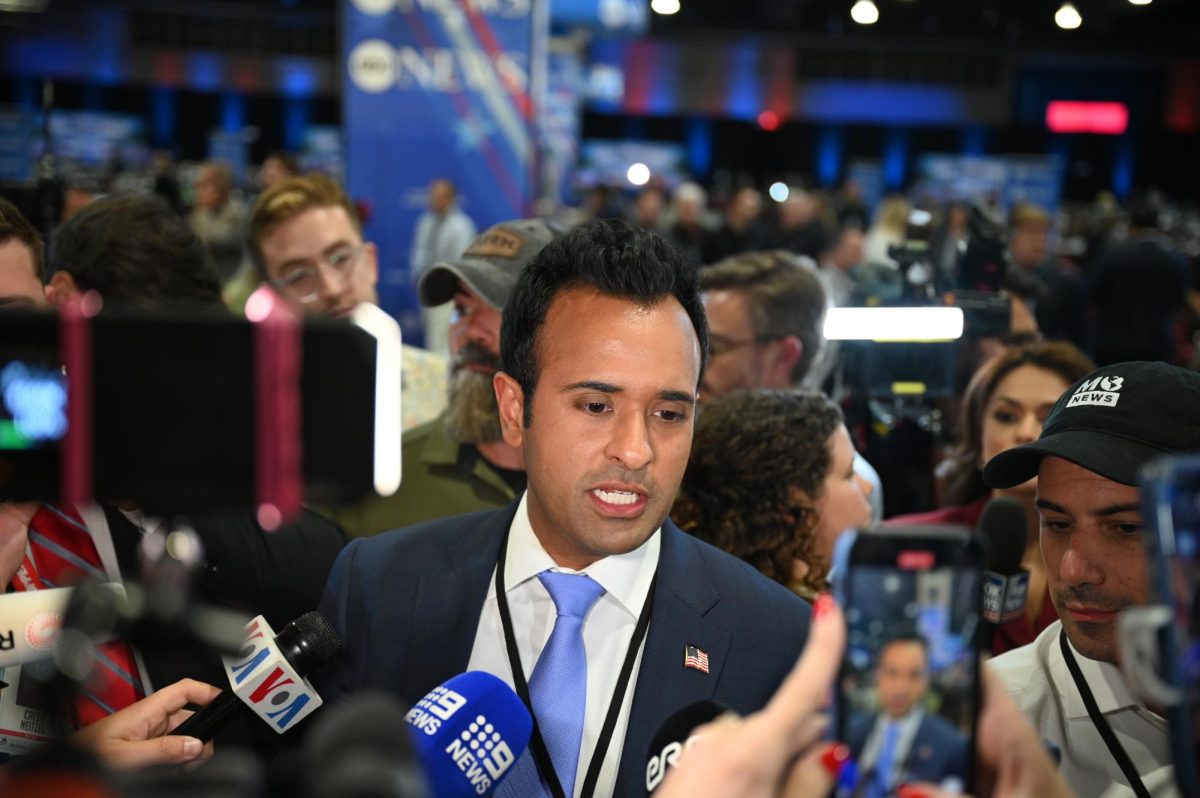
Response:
[348,40,396,94]
[350,0,395,14]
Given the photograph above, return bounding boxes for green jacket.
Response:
[327,412,518,538]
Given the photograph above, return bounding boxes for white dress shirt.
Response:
[989,620,1179,798]
[467,492,660,798]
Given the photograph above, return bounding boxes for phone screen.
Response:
[0,312,63,501]
[837,530,981,797]
[1140,456,1200,795]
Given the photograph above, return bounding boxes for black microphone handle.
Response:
[170,689,243,743]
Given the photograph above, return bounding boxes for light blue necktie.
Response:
[497,571,606,798]
[868,721,901,798]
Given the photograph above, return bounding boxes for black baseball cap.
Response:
[417,218,557,310]
[984,360,1200,488]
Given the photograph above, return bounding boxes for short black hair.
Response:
[50,194,223,310]
[500,219,708,425]
[877,633,929,668]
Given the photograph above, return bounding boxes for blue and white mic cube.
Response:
[222,615,323,733]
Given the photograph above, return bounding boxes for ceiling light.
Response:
[1128,0,1151,5]
[1055,2,1082,29]
[824,307,964,342]
[850,0,879,25]
[769,182,789,203]
[626,163,651,186]
[650,0,681,15]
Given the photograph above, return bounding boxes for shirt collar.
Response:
[1054,624,1142,719]
[499,491,660,619]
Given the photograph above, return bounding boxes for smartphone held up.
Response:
[833,527,983,798]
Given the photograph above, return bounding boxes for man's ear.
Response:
[44,271,79,309]
[765,334,804,388]
[494,371,526,448]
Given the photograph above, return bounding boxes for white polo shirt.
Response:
[989,620,1179,798]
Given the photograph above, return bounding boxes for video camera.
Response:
[834,202,1012,400]
[0,302,401,517]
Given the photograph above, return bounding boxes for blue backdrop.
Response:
[343,0,541,336]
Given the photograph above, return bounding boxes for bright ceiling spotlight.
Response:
[650,0,681,15]
[1055,2,1082,29]
[850,0,879,25]
[626,162,651,186]
[1128,0,1151,5]
[769,182,789,203]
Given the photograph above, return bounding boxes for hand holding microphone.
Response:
[171,610,341,741]
[70,677,221,769]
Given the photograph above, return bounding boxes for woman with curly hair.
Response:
[889,339,1094,654]
[672,389,874,599]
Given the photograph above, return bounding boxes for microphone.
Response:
[171,610,341,741]
[301,692,431,798]
[0,584,122,668]
[644,700,729,794]
[404,671,532,798]
[978,496,1030,649]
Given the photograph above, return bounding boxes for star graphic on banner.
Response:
[453,117,494,152]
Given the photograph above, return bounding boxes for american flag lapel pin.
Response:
[683,644,709,674]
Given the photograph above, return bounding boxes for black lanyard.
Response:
[1058,630,1153,798]
[495,533,657,798]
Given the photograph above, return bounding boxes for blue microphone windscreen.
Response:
[405,671,533,798]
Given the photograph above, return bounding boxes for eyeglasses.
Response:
[271,244,368,304]
[708,334,781,357]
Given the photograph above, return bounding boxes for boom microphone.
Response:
[644,700,730,794]
[404,671,532,798]
[978,496,1030,649]
[171,610,341,741]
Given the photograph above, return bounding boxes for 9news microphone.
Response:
[978,496,1030,650]
[404,671,532,798]
[171,610,341,741]
[644,700,729,794]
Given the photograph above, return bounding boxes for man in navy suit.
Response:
[316,219,811,797]
[847,636,968,797]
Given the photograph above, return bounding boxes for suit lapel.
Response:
[617,521,732,791]
[400,501,518,701]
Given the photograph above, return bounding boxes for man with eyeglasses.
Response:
[324,218,559,538]
[698,250,883,521]
[248,173,447,432]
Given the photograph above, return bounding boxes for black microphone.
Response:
[644,700,729,794]
[300,692,431,798]
[172,610,341,742]
[978,496,1030,651]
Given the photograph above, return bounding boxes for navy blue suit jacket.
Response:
[847,710,969,788]
[315,499,811,796]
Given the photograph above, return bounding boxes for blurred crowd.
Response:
[1,150,1197,798]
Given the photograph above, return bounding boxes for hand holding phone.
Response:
[834,527,983,797]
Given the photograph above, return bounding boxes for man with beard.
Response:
[984,360,1200,797]
[327,219,558,537]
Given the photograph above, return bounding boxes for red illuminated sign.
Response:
[1046,101,1128,134]
[897,550,936,570]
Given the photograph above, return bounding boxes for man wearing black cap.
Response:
[329,219,558,537]
[984,360,1200,798]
